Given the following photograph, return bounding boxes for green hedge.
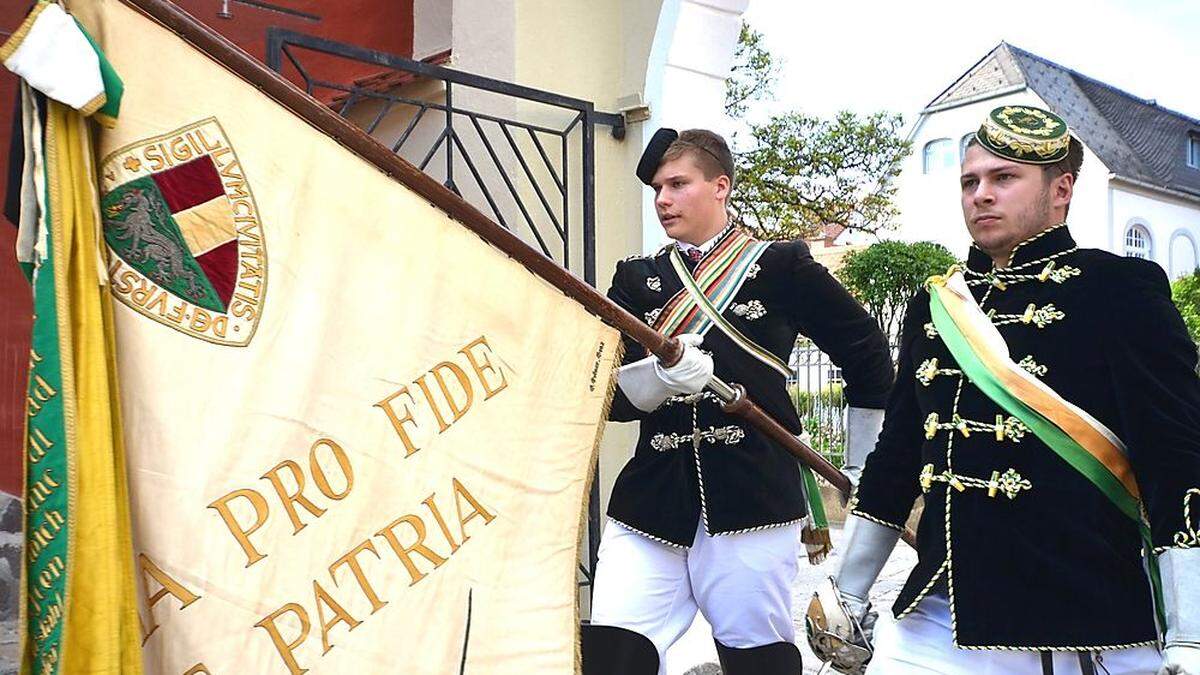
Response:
[788,382,843,412]
[789,382,846,466]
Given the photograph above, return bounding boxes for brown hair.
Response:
[661,129,736,190]
[1043,136,1085,182]
[965,135,1084,216]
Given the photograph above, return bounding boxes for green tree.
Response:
[1171,270,1200,344]
[836,240,959,337]
[731,111,911,240]
[724,24,778,119]
[724,25,912,241]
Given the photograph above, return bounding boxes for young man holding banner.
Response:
[808,105,1200,675]
[582,128,894,674]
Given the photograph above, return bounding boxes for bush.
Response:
[789,382,846,466]
[1172,270,1200,343]
[788,382,844,413]
[1172,270,1200,372]
[836,240,959,337]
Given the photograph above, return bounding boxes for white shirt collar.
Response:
[676,223,730,255]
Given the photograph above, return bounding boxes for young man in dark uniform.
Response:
[809,105,1200,675]
[582,128,894,674]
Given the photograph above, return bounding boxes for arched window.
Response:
[1170,231,1198,279]
[1124,223,1152,260]
[923,138,956,174]
[960,133,976,159]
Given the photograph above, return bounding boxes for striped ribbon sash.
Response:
[657,230,827,558]
[653,228,787,377]
[927,268,1164,623]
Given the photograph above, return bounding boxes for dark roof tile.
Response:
[1007,44,1200,197]
[934,43,1200,199]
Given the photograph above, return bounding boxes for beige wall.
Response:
[507,0,752,527]
[513,0,664,282]
[510,1,664,564]
[413,0,452,59]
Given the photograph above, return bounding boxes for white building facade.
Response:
[894,43,1200,279]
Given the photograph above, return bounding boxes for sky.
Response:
[740,0,1200,128]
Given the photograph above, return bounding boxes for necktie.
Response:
[685,247,703,263]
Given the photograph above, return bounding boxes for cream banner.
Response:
[69,1,622,673]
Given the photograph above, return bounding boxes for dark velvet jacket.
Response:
[851,225,1200,650]
[605,230,893,547]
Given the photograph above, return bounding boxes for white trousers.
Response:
[590,518,800,673]
[868,592,1161,674]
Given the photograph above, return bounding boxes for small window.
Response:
[1188,133,1200,169]
[960,133,976,159]
[923,138,957,173]
[1124,223,1152,260]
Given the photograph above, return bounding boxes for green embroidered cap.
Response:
[976,105,1072,164]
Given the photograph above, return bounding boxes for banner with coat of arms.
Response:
[8,1,622,673]
[99,117,265,346]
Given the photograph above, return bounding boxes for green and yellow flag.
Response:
[9,1,623,673]
[5,3,142,674]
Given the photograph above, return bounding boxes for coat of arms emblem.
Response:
[99,118,266,346]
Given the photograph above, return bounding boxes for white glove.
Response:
[836,585,876,644]
[1158,644,1200,674]
[1159,548,1200,675]
[652,334,712,392]
[836,515,902,602]
[804,515,902,674]
[842,407,884,494]
[617,334,713,412]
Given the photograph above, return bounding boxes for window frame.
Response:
[1123,222,1153,260]
[923,138,956,174]
[1169,229,1199,279]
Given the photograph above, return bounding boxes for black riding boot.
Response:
[714,639,803,675]
[581,624,659,675]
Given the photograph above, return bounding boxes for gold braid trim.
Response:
[1005,222,1069,262]
[608,518,687,549]
[896,561,948,620]
[78,91,107,118]
[979,119,1070,163]
[954,640,1158,653]
[847,509,904,532]
[1162,487,1200,551]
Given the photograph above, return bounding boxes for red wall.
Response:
[0,1,416,495]
[172,0,415,100]
[0,6,30,496]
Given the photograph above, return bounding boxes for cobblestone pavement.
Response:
[668,524,918,675]
[0,491,19,675]
[0,620,14,675]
